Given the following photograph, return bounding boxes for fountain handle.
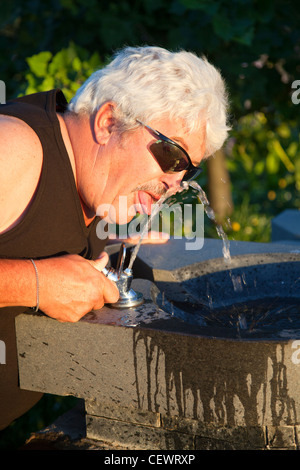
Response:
[116,242,126,277]
[102,243,144,309]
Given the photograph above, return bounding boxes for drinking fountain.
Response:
[102,243,144,308]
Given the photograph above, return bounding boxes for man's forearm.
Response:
[0,259,36,308]
[0,254,119,322]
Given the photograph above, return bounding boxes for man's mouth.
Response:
[137,191,162,215]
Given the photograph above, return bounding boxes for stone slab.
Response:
[266,425,297,449]
[271,209,300,243]
[15,298,300,429]
[85,400,161,427]
[85,399,267,450]
[86,415,195,451]
[15,237,300,450]
[132,237,300,280]
[20,400,300,450]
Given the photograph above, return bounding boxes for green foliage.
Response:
[24,43,103,101]
[228,111,300,213]
[216,110,300,242]
[1,0,298,247]
[227,196,272,243]
[2,0,300,120]
[1,0,299,238]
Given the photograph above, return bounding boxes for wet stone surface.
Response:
[15,238,300,450]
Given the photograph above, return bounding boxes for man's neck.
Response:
[58,112,97,226]
[80,196,96,226]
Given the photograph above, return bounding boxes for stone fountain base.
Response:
[15,237,300,450]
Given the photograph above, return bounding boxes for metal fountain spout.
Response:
[102,243,144,309]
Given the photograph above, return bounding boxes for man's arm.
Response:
[34,253,119,322]
[0,253,119,322]
[0,115,43,234]
[0,258,37,308]
[0,116,119,321]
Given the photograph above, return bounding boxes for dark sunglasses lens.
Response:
[149,140,189,173]
[182,167,202,182]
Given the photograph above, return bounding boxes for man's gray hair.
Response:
[68,46,230,157]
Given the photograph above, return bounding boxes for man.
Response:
[0,46,230,429]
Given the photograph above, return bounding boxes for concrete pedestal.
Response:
[272,209,300,244]
[15,238,300,450]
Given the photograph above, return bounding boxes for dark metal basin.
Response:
[153,254,300,340]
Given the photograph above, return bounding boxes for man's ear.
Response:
[93,102,116,145]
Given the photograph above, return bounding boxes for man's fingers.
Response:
[88,252,109,272]
[88,252,119,304]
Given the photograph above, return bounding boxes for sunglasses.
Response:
[137,120,202,182]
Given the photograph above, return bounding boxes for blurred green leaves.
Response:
[227,110,300,238]
[24,44,103,101]
[0,0,299,247]
[2,0,300,121]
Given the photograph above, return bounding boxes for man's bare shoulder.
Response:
[0,114,42,157]
[0,115,43,233]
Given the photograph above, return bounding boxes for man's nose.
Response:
[160,171,186,189]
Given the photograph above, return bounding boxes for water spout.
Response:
[103,243,144,308]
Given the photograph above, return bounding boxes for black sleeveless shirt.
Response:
[0,89,106,260]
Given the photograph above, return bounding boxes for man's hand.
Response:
[36,252,119,323]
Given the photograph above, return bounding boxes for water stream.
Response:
[127,179,297,336]
[127,179,244,327]
[128,185,187,270]
[129,180,231,269]
[187,180,252,329]
[186,180,231,262]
